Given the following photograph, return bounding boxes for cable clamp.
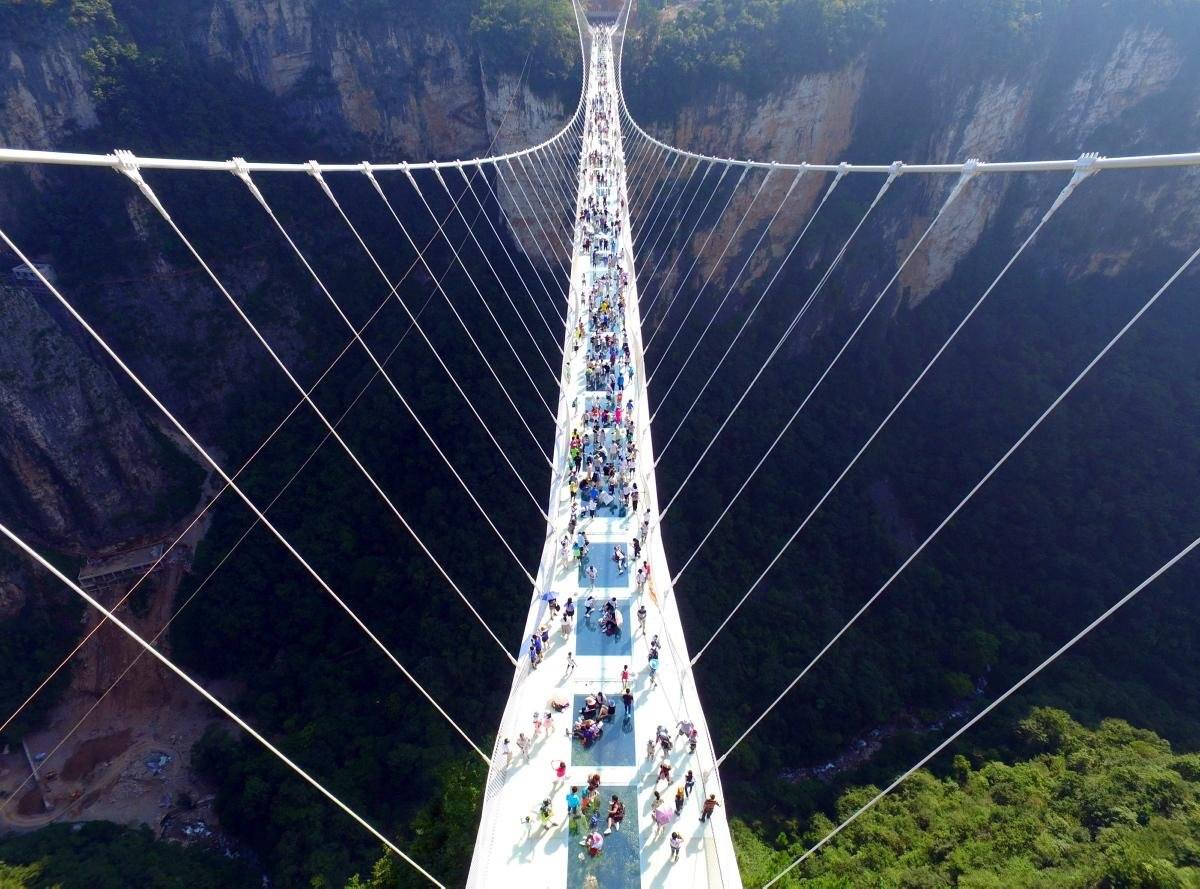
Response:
[400,161,418,189]
[1043,152,1103,222]
[229,156,269,207]
[113,149,170,220]
[887,160,905,182]
[1069,151,1103,186]
[359,161,376,183]
[834,160,851,182]
[305,159,325,182]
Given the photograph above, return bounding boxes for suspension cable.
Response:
[692,158,1101,673]
[0,222,493,762]
[647,165,777,365]
[0,82,542,741]
[0,522,447,888]
[642,163,747,327]
[668,165,980,591]
[456,165,565,344]
[428,162,561,378]
[233,164,539,590]
[508,156,572,269]
[649,165,808,416]
[402,167,559,418]
[493,161,571,300]
[517,153,573,260]
[655,166,902,496]
[0,301,443,825]
[116,159,520,667]
[363,168,557,471]
[635,159,718,303]
[476,164,569,320]
[637,156,699,261]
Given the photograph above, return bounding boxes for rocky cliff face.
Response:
[0,284,176,547]
[199,0,569,159]
[632,9,1200,314]
[3,0,1197,553]
[0,0,574,552]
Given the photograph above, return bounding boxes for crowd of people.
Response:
[508,30,722,871]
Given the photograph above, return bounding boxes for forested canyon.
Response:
[1,1,1200,886]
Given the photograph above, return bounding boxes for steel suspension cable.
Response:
[508,157,572,269]
[533,143,578,232]
[0,222,493,762]
[636,155,698,261]
[635,153,699,259]
[625,138,659,210]
[361,168,557,486]
[428,163,561,378]
[646,166,777,361]
[400,165,560,424]
[234,164,539,590]
[114,158,519,666]
[668,166,979,590]
[655,166,901,492]
[631,143,670,223]
[642,164,748,326]
[636,159,717,300]
[639,162,733,324]
[0,522,447,887]
[456,165,565,346]
[477,165,569,318]
[635,150,681,230]
[494,162,572,298]
[0,296,452,823]
[520,153,573,253]
[649,166,808,416]
[697,157,1101,682]
[0,87,543,741]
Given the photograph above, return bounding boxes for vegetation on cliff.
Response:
[732,709,1200,887]
[0,821,258,887]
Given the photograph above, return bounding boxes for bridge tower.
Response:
[466,24,743,889]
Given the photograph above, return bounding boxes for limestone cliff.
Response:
[630,8,1200,313]
[0,0,573,551]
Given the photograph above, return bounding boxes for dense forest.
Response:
[2,0,1200,887]
[734,710,1200,886]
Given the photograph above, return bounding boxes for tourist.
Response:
[699,794,721,822]
[604,793,625,834]
[566,785,581,821]
[655,759,672,788]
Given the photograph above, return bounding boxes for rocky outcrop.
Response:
[633,13,1200,310]
[0,27,97,159]
[0,284,177,549]
[0,0,576,549]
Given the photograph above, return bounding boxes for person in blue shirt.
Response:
[566,786,582,822]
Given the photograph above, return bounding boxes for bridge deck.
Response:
[466,27,742,889]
